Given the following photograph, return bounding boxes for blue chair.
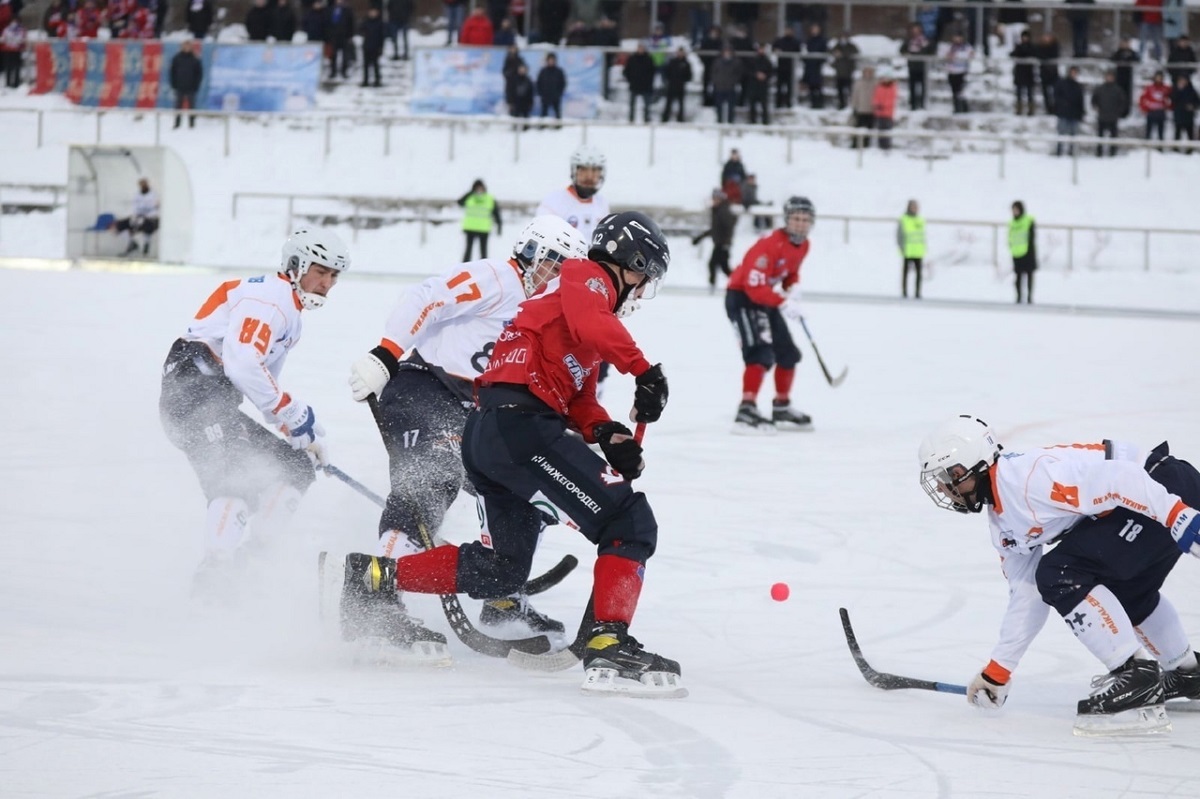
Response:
[89,213,115,231]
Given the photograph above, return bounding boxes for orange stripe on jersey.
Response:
[989,463,1003,515]
[1047,442,1106,451]
[379,338,403,359]
[194,279,241,320]
[983,660,1011,684]
[1166,499,1187,528]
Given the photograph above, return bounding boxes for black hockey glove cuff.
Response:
[633,363,668,423]
[593,421,644,480]
[369,345,400,378]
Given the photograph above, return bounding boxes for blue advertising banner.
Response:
[203,44,322,112]
[33,40,213,109]
[411,48,603,118]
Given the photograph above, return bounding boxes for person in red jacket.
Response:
[725,195,815,434]
[1139,70,1172,143]
[339,212,686,698]
[457,6,493,46]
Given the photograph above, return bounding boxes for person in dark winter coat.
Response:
[360,6,385,87]
[1036,33,1060,116]
[623,42,657,123]
[1167,35,1197,87]
[387,0,413,59]
[170,40,204,129]
[802,24,827,109]
[899,22,932,111]
[661,47,693,122]
[830,32,858,110]
[693,189,738,291]
[327,0,356,80]
[1111,38,1138,118]
[1169,74,1199,148]
[745,43,773,124]
[1054,66,1085,156]
[699,24,723,106]
[711,46,743,124]
[1011,29,1037,116]
[506,63,535,122]
[536,52,567,119]
[272,1,297,42]
[772,27,800,108]
[245,0,272,41]
[502,44,526,83]
[1091,70,1128,156]
[186,0,214,39]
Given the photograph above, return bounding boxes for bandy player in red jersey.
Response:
[339,211,683,697]
[724,195,815,434]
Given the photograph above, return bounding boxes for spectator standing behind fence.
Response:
[272,2,297,42]
[802,24,828,109]
[170,40,203,128]
[502,44,526,83]
[303,1,328,51]
[359,6,385,87]
[457,180,502,261]
[773,26,800,108]
[721,149,747,204]
[900,22,931,111]
[1036,32,1060,115]
[1065,0,1094,60]
[1092,70,1127,157]
[1011,29,1036,116]
[830,32,858,110]
[493,17,515,45]
[897,200,925,299]
[1111,39,1137,117]
[1167,35,1196,86]
[246,0,271,40]
[1008,201,1037,304]
[945,34,973,114]
[699,25,722,107]
[624,42,656,123]
[539,0,570,45]
[873,69,898,150]
[328,0,355,80]
[1054,66,1085,156]
[387,0,412,60]
[443,0,466,45]
[746,44,773,125]
[76,1,104,38]
[693,189,737,293]
[712,46,742,124]
[0,7,24,89]
[1140,71,1171,144]
[506,63,534,125]
[536,52,566,119]
[1170,75,1198,149]
[187,0,214,39]
[661,47,692,122]
[458,5,492,45]
[850,65,877,148]
[1135,0,1164,62]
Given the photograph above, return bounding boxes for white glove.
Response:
[1170,506,1200,558]
[275,394,326,453]
[349,352,392,402]
[780,296,804,322]
[967,665,1011,710]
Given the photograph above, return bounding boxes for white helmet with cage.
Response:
[512,215,589,296]
[280,228,349,310]
[918,415,1003,514]
[570,144,606,197]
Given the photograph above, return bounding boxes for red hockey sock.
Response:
[593,554,645,625]
[741,364,767,402]
[394,545,459,594]
[774,367,795,403]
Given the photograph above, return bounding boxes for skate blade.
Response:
[774,420,815,432]
[580,667,688,699]
[1073,704,1171,737]
[1166,699,1200,713]
[508,646,582,672]
[350,637,453,668]
[731,422,777,436]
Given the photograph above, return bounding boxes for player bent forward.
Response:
[919,415,1200,734]
[341,212,681,696]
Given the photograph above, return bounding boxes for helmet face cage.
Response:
[570,145,606,194]
[783,196,816,244]
[513,215,588,296]
[917,415,1001,514]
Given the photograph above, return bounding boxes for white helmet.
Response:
[918,415,1003,514]
[512,215,589,296]
[280,228,349,310]
[570,144,606,197]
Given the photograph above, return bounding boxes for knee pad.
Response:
[1036,556,1095,616]
[596,492,658,563]
[456,542,531,599]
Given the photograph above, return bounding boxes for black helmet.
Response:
[588,211,670,281]
[784,196,816,219]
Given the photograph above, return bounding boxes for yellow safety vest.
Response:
[1008,214,1034,258]
[462,193,496,233]
[900,214,926,258]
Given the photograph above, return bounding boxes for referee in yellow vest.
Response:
[897,199,926,299]
[458,179,503,261]
[1008,200,1037,304]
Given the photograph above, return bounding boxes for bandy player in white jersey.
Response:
[342,216,589,651]
[919,415,1200,734]
[159,229,346,584]
[536,144,610,244]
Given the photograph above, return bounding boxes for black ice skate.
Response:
[1163,654,1200,707]
[1073,656,1169,736]
[732,402,776,436]
[479,594,566,634]
[771,401,814,431]
[340,553,451,666]
[581,622,687,698]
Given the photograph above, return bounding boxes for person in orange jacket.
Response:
[872,68,899,150]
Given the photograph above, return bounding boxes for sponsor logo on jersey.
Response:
[1028,526,1044,538]
[530,491,581,530]
[568,215,580,229]
[1049,481,1080,508]
[600,466,625,485]
[530,458,601,514]
[585,277,609,298]
[563,353,592,389]
[1085,593,1120,633]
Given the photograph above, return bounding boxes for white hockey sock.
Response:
[252,484,303,541]
[377,529,424,558]
[1135,596,1197,671]
[205,497,250,555]
[1064,585,1142,672]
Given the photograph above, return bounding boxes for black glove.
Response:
[633,363,668,423]
[594,421,644,480]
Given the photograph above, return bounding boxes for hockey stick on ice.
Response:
[320,463,576,597]
[797,316,848,388]
[839,608,967,695]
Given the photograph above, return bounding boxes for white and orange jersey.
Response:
[184,273,303,417]
[985,440,1189,673]
[536,187,610,244]
[377,257,527,381]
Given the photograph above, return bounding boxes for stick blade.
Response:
[829,366,848,388]
[838,607,967,695]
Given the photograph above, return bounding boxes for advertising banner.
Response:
[32,40,212,109]
[203,44,322,112]
[411,47,603,118]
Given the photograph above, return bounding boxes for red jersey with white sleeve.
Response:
[478,258,652,442]
[183,273,304,419]
[984,440,1190,674]
[376,257,527,381]
[726,229,810,307]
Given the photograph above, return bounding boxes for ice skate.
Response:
[580,622,687,698]
[771,401,814,431]
[1163,655,1200,711]
[480,593,566,635]
[340,553,451,667]
[1073,656,1169,736]
[732,402,776,436]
